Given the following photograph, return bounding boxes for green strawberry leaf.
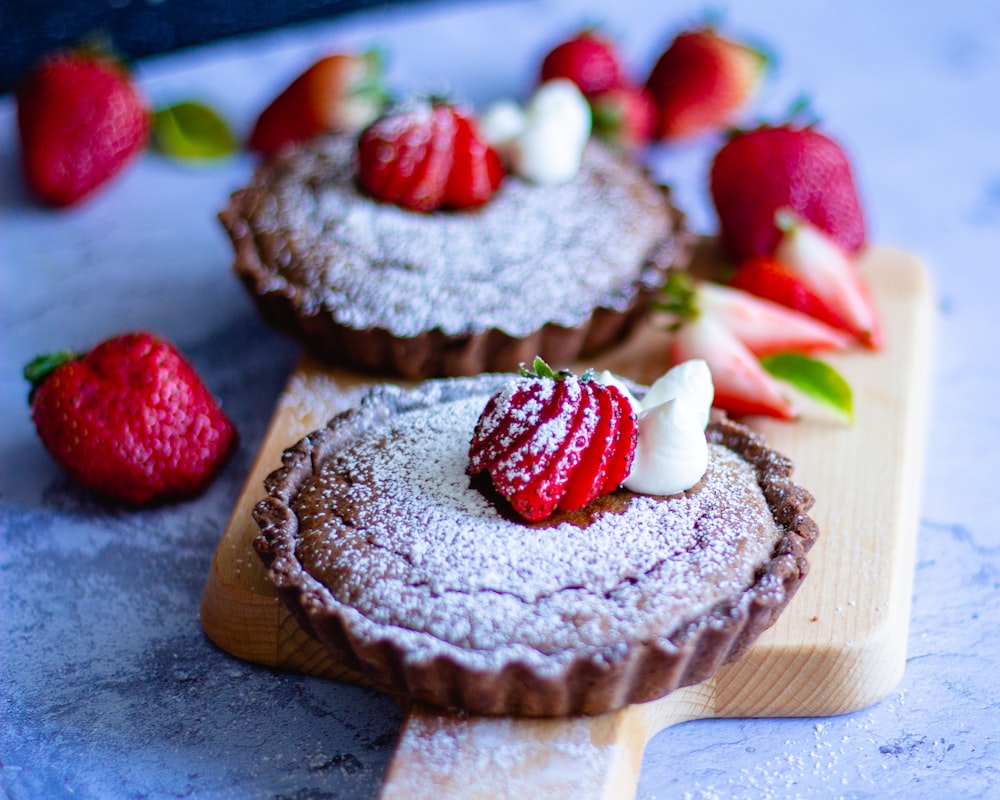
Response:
[652,272,700,325]
[24,350,78,404]
[152,101,237,161]
[760,352,853,423]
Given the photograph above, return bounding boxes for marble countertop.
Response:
[2,1,998,797]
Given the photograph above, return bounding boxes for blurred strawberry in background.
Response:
[17,48,150,206]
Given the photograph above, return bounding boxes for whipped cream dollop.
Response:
[479,79,592,184]
[597,360,715,496]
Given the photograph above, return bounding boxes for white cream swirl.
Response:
[479,79,592,184]
[597,360,714,496]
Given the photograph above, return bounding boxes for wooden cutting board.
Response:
[200,245,933,799]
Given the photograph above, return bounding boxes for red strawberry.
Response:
[539,29,626,97]
[358,100,504,212]
[645,27,765,140]
[556,383,620,510]
[469,359,637,521]
[17,49,150,207]
[25,332,237,505]
[249,51,386,157]
[589,84,658,150]
[444,108,504,208]
[710,123,866,261]
[669,313,795,420]
[358,101,457,211]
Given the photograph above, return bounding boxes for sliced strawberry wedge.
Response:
[696,281,852,356]
[600,386,639,493]
[773,211,883,349]
[557,383,620,511]
[729,255,854,334]
[669,313,795,420]
[445,109,504,209]
[556,387,611,511]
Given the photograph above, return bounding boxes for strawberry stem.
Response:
[520,356,579,381]
[652,272,700,322]
[24,350,77,403]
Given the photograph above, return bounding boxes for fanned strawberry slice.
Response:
[669,313,795,420]
[696,282,851,355]
[557,384,618,511]
[445,109,504,209]
[600,387,639,492]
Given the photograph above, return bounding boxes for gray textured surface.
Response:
[2,0,999,797]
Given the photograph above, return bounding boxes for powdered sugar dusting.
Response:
[241,135,671,337]
[292,381,785,671]
[393,711,613,797]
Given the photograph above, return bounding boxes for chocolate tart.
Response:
[220,135,691,379]
[253,375,819,717]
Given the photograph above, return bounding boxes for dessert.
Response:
[253,371,818,716]
[219,127,689,379]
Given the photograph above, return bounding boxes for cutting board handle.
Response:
[379,693,708,800]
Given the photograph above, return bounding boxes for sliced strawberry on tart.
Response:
[469,358,637,521]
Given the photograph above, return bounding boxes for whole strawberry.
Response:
[357,99,503,211]
[645,27,766,140]
[589,84,657,150]
[469,358,636,521]
[710,123,866,261]
[539,29,626,97]
[25,332,237,505]
[17,49,150,207]
[249,50,386,157]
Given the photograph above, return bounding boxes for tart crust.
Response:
[253,376,819,716]
[220,135,692,379]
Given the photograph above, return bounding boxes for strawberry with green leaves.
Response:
[659,275,853,422]
[249,51,387,157]
[710,121,867,260]
[589,84,657,150]
[25,332,237,506]
[17,48,150,207]
[357,99,504,211]
[469,359,636,521]
[645,26,766,141]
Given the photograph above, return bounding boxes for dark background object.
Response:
[0,0,424,93]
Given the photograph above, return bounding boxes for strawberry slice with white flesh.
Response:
[669,313,796,420]
[696,281,852,355]
[774,210,883,349]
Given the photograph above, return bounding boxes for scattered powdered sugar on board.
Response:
[282,369,369,430]
[391,711,615,798]
[291,383,785,671]
[245,135,671,337]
